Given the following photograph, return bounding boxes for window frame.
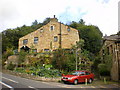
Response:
[32,49,37,53]
[54,36,58,42]
[23,39,28,45]
[34,37,38,44]
[50,25,54,30]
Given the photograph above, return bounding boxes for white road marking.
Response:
[2,77,18,83]
[91,86,95,88]
[28,86,34,88]
[100,85,106,88]
[0,81,13,88]
[112,84,120,87]
[41,82,49,84]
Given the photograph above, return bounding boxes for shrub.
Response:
[7,62,15,70]
[98,64,110,76]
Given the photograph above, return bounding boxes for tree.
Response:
[52,49,76,72]
[18,50,28,65]
[98,48,112,76]
[43,18,51,25]
[78,25,103,54]
[72,39,93,71]
[32,20,38,26]
[79,19,85,25]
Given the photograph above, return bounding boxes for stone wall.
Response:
[101,38,120,81]
[18,17,79,52]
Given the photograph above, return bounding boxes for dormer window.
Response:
[50,26,54,30]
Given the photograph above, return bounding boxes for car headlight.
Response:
[68,77,72,80]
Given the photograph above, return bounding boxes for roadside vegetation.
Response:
[1,18,112,80]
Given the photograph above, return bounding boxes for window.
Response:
[23,39,28,45]
[54,36,58,42]
[80,72,85,76]
[32,49,37,53]
[34,37,38,44]
[44,49,49,52]
[85,72,90,75]
[50,26,54,30]
[67,28,70,32]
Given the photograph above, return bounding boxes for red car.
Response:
[61,70,95,85]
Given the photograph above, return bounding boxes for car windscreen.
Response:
[70,71,84,75]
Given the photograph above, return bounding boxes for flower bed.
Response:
[2,69,61,82]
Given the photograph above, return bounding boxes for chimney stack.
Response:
[50,15,58,22]
[54,15,56,18]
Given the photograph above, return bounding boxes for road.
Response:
[1,72,120,90]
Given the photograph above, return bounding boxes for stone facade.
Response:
[18,16,79,53]
[101,34,120,81]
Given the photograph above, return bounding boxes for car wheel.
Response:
[74,79,78,85]
[89,78,93,84]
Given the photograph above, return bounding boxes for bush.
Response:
[36,68,61,77]
[98,64,110,76]
[14,67,26,73]
[7,62,15,70]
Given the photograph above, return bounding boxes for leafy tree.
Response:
[52,49,66,71]
[2,47,13,60]
[78,25,103,54]
[18,50,28,65]
[72,39,93,71]
[2,21,43,54]
[43,18,51,25]
[32,20,38,26]
[98,48,112,76]
[79,19,85,25]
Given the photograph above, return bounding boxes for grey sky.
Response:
[0,0,119,35]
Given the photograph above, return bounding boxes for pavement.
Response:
[1,72,120,90]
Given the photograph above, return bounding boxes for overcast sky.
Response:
[0,0,119,35]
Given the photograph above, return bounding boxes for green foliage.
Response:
[2,21,43,54]
[18,50,27,64]
[32,20,38,26]
[2,47,13,59]
[98,64,110,76]
[14,66,61,77]
[14,67,26,73]
[72,39,93,71]
[70,20,103,54]
[7,62,16,70]
[52,49,76,72]
[52,49,66,71]
[98,47,112,76]
[43,18,51,25]
[78,25,103,54]
[37,68,61,77]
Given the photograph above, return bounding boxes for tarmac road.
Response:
[1,72,120,90]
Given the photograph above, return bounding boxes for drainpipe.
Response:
[59,22,62,49]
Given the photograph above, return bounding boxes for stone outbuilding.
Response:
[101,33,120,81]
[18,16,79,53]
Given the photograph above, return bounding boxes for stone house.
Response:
[101,34,120,81]
[18,16,79,53]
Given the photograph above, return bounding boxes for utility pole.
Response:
[76,49,78,71]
